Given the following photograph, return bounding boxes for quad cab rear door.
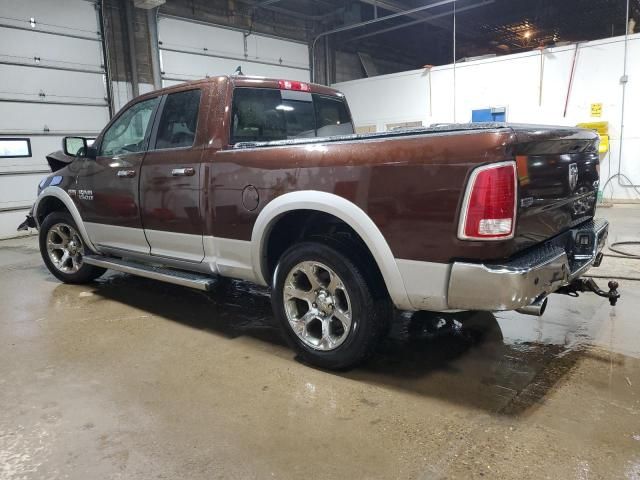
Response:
[139,87,207,263]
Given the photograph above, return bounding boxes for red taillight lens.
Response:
[278,80,310,91]
[458,162,517,240]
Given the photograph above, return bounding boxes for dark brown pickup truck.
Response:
[20,75,617,369]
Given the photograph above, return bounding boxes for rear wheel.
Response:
[39,211,105,284]
[272,241,390,370]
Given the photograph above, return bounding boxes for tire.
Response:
[39,211,106,284]
[271,241,390,370]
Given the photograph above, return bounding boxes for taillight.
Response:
[458,161,517,241]
[278,80,310,92]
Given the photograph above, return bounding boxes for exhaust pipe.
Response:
[516,296,548,317]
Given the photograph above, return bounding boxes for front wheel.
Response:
[39,211,105,284]
[271,241,390,370]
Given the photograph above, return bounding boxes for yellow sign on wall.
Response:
[577,121,609,154]
[591,103,602,117]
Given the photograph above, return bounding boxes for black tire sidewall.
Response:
[272,241,383,369]
[39,212,104,284]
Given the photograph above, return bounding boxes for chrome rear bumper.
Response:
[447,218,609,311]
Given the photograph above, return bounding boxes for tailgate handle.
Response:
[171,167,195,177]
[117,169,136,178]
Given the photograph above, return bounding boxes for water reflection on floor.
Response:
[86,271,638,417]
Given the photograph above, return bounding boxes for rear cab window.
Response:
[230,87,353,144]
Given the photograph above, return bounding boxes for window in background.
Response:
[355,125,377,134]
[154,89,202,150]
[385,121,423,131]
[0,138,31,158]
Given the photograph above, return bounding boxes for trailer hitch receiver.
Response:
[556,278,620,306]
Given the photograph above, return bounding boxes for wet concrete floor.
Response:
[1,205,639,479]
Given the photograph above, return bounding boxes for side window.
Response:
[154,89,202,150]
[313,95,354,137]
[99,97,159,156]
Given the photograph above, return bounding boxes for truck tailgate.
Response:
[511,125,600,249]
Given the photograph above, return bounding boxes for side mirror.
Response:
[62,137,97,159]
[63,136,86,156]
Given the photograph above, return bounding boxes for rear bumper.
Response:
[447,218,609,311]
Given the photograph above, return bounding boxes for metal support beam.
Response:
[253,0,281,7]
[98,0,115,117]
[249,0,340,21]
[358,0,482,40]
[123,0,139,97]
[348,0,493,42]
[311,0,458,82]
[148,7,162,89]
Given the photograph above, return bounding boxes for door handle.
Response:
[171,167,196,177]
[117,169,136,178]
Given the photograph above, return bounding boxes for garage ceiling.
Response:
[250,0,640,69]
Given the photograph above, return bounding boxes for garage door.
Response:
[157,15,310,88]
[0,0,110,239]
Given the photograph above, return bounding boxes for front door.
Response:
[140,88,205,262]
[77,96,160,253]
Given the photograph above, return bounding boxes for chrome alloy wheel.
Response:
[46,223,85,274]
[283,261,353,351]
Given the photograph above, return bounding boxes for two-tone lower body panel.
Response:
[446,218,608,311]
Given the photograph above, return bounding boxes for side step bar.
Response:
[83,255,217,291]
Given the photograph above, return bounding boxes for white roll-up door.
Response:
[0,0,110,238]
[157,15,310,88]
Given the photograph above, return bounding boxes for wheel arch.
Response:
[33,186,98,253]
[251,191,412,310]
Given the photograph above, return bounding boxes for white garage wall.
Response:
[157,15,310,85]
[0,0,111,238]
[334,33,640,201]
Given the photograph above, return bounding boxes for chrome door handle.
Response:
[171,167,195,177]
[117,169,136,178]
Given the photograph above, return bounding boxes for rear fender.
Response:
[251,190,413,310]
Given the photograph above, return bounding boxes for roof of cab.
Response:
[139,75,345,99]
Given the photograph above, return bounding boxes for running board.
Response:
[83,255,217,291]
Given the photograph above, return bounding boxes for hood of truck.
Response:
[510,125,600,250]
[45,150,77,172]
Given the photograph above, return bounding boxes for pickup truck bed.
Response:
[222,120,599,264]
